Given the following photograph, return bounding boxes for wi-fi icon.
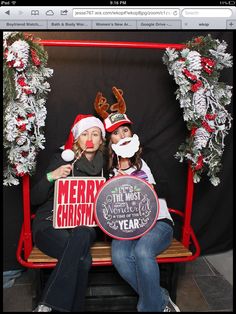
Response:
[12,1,16,4]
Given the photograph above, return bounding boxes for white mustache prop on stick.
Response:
[111,134,140,158]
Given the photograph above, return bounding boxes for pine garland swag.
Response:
[163,34,233,186]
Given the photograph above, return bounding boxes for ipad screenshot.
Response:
[2,3,234,312]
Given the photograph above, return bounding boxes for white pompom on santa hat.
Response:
[61,114,105,162]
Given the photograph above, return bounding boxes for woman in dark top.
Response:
[31,114,106,312]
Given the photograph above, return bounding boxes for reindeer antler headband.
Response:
[94,86,126,119]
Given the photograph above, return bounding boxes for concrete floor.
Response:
[3,255,233,312]
[176,255,233,312]
[205,250,233,285]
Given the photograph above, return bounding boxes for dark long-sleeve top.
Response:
[31,149,107,239]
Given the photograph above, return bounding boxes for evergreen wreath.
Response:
[163,34,233,186]
[3,32,53,186]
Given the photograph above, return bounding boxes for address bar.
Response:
[73,8,180,18]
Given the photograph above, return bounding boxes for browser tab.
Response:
[48,20,92,29]
[137,20,181,29]
[0,20,47,29]
[182,18,226,29]
[92,20,136,29]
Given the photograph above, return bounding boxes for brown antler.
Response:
[94,87,126,119]
[110,86,126,114]
[94,92,110,119]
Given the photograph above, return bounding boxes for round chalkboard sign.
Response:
[94,175,159,240]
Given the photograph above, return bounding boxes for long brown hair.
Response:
[107,124,142,176]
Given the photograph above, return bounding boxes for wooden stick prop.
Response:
[71,147,87,176]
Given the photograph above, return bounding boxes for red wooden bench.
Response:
[17,164,200,268]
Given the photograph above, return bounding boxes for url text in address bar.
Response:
[73,8,180,18]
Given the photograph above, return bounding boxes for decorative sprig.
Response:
[3,32,54,186]
[163,34,233,186]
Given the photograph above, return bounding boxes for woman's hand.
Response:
[50,164,73,180]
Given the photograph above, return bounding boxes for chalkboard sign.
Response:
[94,175,159,240]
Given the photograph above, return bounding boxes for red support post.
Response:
[22,174,33,259]
[182,163,195,248]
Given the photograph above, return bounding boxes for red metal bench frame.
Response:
[16,39,201,268]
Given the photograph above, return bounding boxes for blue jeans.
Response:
[112,220,173,312]
[34,225,97,312]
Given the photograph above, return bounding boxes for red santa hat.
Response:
[61,114,105,162]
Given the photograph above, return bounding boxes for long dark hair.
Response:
[106,124,142,177]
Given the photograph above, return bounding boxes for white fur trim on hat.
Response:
[61,149,75,162]
[71,116,105,139]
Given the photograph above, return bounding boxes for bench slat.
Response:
[27,238,192,263]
